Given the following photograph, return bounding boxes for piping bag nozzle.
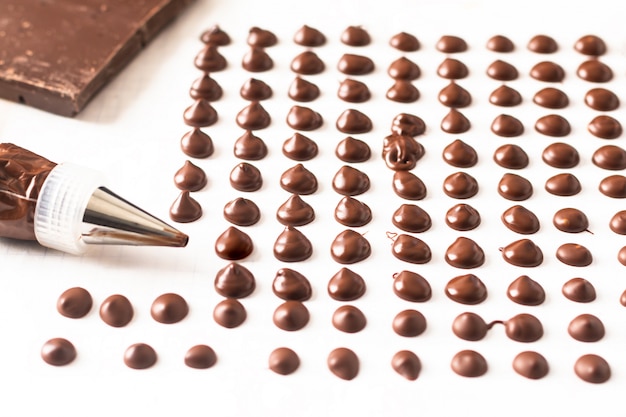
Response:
[34,163,188,255]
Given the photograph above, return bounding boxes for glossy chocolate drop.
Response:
[493,144,529,169]
[57,287,92,319]
[332,305,366,333]
[445,203,481,231]
[215,226,253,260]
[533,87,568,109]
[445,274,487,305]
[392,171,427,200]
[382,134,425,171]
[190,73,222,101]
[184,345,217,369]
[234,130,267,160]
[553,208,589,233]
[512,351,549,379]
[610,210,626,234]
[386,80,419,103]
[230,162,262,192]
[180,128,214,159]
[273,226,313,262]
[501,239,543,267]
[600,175,626,198]
[331,229,371,264]
[542,142,579,168]
[387,56,420,80]
[391,234,432,264]
[535,114,571,137]
[276,194,315,226]
[545,173,582,196]
[392,309,427,337]
[588,115,622,139]
[451,312,488,341]
[124,343,157,370]
[505,313,543,342]
[585,88,619,111]
[240,78,272,101]
[593,145,626,170]
[486,59,518,80]
[392,204,431,233]
[335,196,371,227]
[619,246,626,266]
[290,51,325,75]
[438,82,471,108]
[391,113,426,136]
[575,35,606,56]
[501,205,540,234]
[528,35,558,53]
[247,27,277,47]
[568,314,605,342]
[236,101,270,130]
[327,347,359,380]
[328,268,366,301]
[556,243,593,266]
[200,25,230,46]
[174,160,207,191]
[498,173,533,201]
[150,293,188,324]
[169,191,202,223]
[332,165,370,196]
[489,85,522,107]
[336,109,372,134]
[194,44,227,72]
[242,47,273,72]
[272,268,312,301]
[286,105,323,131]
[577,60,613,83]
[490,114,524,137]
[507,275,545,306]
[294,25,326,46]
[100,294,133,327]
[443,172,479,199]
[41,338,76,366]
[269,347,300,375]
[273,301,309,331]
[288,77,320,102]
[621,289,626,304]
[437,58,468,79]
[436,35,467,53]
[337,78,371,103]
[445,237,485,269]
[214,262,256,299]
[391,351,421,380]
[392,270,432,302]
[390,32,420,51]
[282,132,318,161]
[341,26,370,46]
[530,61,565,82]
[451,350,487,377]
[213,298,246,328]
[486,35,514,52]
[574,354,610,383]
[337,53,374,75]
[336,136,371,163]
[183,99,218,127]
[223,197,261,226]
[562,278,596,303]
[280,163,318,195]
[441,109,471,133]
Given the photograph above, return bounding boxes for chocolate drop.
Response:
[451,350,487,377]
[123,343,157,370]
[332,165,370,196]
[190,73,222,101]
[288,77,320,102]
[505,313,543,342]
[336,136,371,163]
[282,132,318,161]
[445,274,487,304]
[619,246,626,266]
[391,351,421,380]
[491,114,524,137]
[556,243,593,267]
[574,354,611,383]
[185,345,217,369]
[213,298,246,328]
[335,196,372,227]
[530,61,565,82]
[501,205,540,234]
[391,234,432,264]
[501,239,543,267]
[445,237,485,269]
[451,312,488,341]
[528,35,558,53]
[497,173,533,201]
[41,338,76,366]
[493,144,529,169]
[436,35,467,53]
[610,210,626,234]
[542,142,579,168]
[194,44,227,72]
[247,27,277,47]
[341,26,370,46]
[223,197,260,226]
[387,57,420,80]
[489,85,522,107]
[337,53,374,75]
[562,278,596,303]
[183,99,218,127]
[332,305,366,333]
[553,208,589,233]
[240,78,272,101]
[486,59,518,81]
[214,262,256,299]
[100,294,133,327]
[272,268,312,301]
[443,172,479,199]
[269,347,300,375]
[437,58,469,79]
[568,314,605,342]
[328,267,366,301]
[290,51,325,75]
[150,293,188,324]
[577,60,613,83]
[57,287,92,319]
[286,105,323,131]
[442,139,477,168]
[600,175,626,198]
[621,289,626,305]
[391,113,426,136]
[588,115,622,139]
[585,88,619,111]
[336,108,372,134]
[533,87,569,109]
[382,134,425,171]
[486,35,514,52]
[331,229,371,264]
[180,128,214,158]
[200,25,230,46]
[392,204,431,233]
[438,82,471,108]
[392,171,427,200]
[575,35,607,56]
[273,301,309,331]
[392,270,432,302]
[507,275,545,306]
[327,347,359,380]
[280,163,318,195]
[294,25,326,47]
[174,160,207,191]
[276,194,315,226]
[545,173,582,196]
[337,78,371,103]
[441,109,471,133]
[169,191,202,223]
[592,145,626,170]
[390,32,420,51]
[535,114,571,137]
[242,47,273,72]
[386,80,419,103]
[236,101,271,130]
[273,226,313,262]
[230,162,262,192]
[392,309,427,337]
[513,351,549,379]
[215,226,253,260]
[234,130,267,160]
[445,203,481,231]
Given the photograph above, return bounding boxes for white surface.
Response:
[1,0,625,415]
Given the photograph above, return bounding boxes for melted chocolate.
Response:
[214,226,254,260]
[445,237,485,269]
[57,287,92,319]
[392,309,427,337]
[337,54,374,75]
[337,78,371,103]
[240,78,272,101]
[391,113,426,136]
[437,58,469,79]
[41,338,76,366]
[486,59,518,80]
[592,145,626,170]
[489,85,522,107]
[562,277,596,303]
[387,57,420,80]
[445,203,481,231]
[213,298,246,328]
[505,313,543,342]
[286,105,323,131]
[445,274,487,304]
[336,108,372,134]
[585,88,619,111]
[500,239,543,267]
[451,350,487,377]
[382,134,425,171]
[390,234,432,264]
[386,80,420,103]
[542,142,579,168]
[236,101,271,130]
[599,175,626,198]
[293,25,326,47]
[501,205,540,234]
[247,27,277,47]
[513,351,549,379]
[273,300,309,331]
[391,351,421,380]
[577,60,613,83]
[223,197,261,226]
[124,343,157,369]
[497,173,533,201]
[200,25,230,46]
[272,268,312,301]
[530,61,565,82]
[230,162,263,192]
[451,312,488,341]
[575,35,607,56]
[282,132,318,161]
[185,345,217,369]
[276,194,315,226]
[507,275,545,306]
[273,226,313,262]
[440,109,471,133]
[174,160,207,191]
[486,35,514,52]
[99,294,133,327]
[194,44,227,72]
[588,115,622,139]
[328,267,366,301]
[150,293,188,324]
[491,114,524,137]
[214,262,256,299]
[331,229,371,264]
[335,196,372,227]
[189,73,222,101]
[436,35,467,53]
[327,347,359,380]
[528,35,558,53]
[556,243,593,266]
[533,87,568,109]
[553,208,589,233]
[392,270,432,302]
[610,210,626,234]
[332,165,370,196]
[169,191,202,223]
[493,144,529,169]
[180,128,214,159]
[183,99,218,127]
[269,347,300,375]
[234,130,268,160]
[332,305,366,333]
[568,314,605,342]
[442,172,479,199]
[288,77,320,102]
[242,47,273,72]
[340,26,370,46]
[390,32,420,51]
[392,204,431,233]
[280,164,318,195]
[438,81,471,108]
[392,171,427,200]
[545,173,582,196]
[290,51,325,75]
[335,136,371,163]
[574,354,610,383]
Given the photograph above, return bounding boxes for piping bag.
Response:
[0,143,188,254]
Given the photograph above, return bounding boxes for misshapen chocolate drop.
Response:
[497,173,533,201]
[189,73,222,101]
[386,80,419,103]
[486,60,518,81]
[387,57,420,80]
[437,58,468,79]
[240,78,272,101]
[215,226,253,260]
[577,60,613,83]
[272,268,312,301]
[392,204,431,233]
[280,164,318,195]
[545,173,581,196]
[486,35,514,52]
[269,347,300,375]
[41,338,76,366]
[528,35,558,53]
[390,32,420,51]
[183,99,218,127]
[213,298,246,328]
[585,88,619,111]
[451,350,487,377]
[194,44,227,72]
[382,134,424,171]
[337,53,374,75]
[332,305,366,333]
[530,61,565,82]
[505,313,543,342]
[150,293,188,324]
[234,130,268,160]
[247,27,277,47]
[169,191,202,223]
[556,243,593,266]
[513,351,549,379]
[340,26,370,46]
[493,144,529,169]
[438,82,471,108]
[390,234,432,264]
[588,115,622,139]
[282,132,318,161]
[273,300,309,331]
[331,229,371,264]
[501,239,543,267]
[491,114,524,137]
[230,162,262,192]
[392,270,432,302]
[553,208,589,233]
[273,226,313,262]
[214,262,256,299]
[200,25,230,46]
[335,136,371,163]
[174,160,207,191]
[489,85,522,107]
[328,267,366,301]
[436,35,467,53]
[335,196,372,227]
[507,275,545,306]
[290,51,325,75]
[242,47,273,72]
[286,105,323,131]
[332,165,370,196]
[592,145,626,170]
[445,203,481,231]
[599,175,626,198]
[327,347,359,380]
[451,312,489,341]
[392,309,427,337]
[336,109,372,134]
[337,78,371,103]
[391,113,426,136]
[445,237,485,269]
[542,142,579,168]
[562,278,596,303]
[575,35,606,56]
[180,128,214,158]
[236,101,271,130]
[276,194,315,226]
[442,139,478,168]
[392,171,427,200]
[443,172,479,199]
[293,25,326,47]
[568,314,605,342]
[223,197,260,226]
[574,354,610,383]
[391,350,421,380]
[533,87,569,109]
[501,205,540,234]
[441,109,471,133]
[288,77,320,102]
